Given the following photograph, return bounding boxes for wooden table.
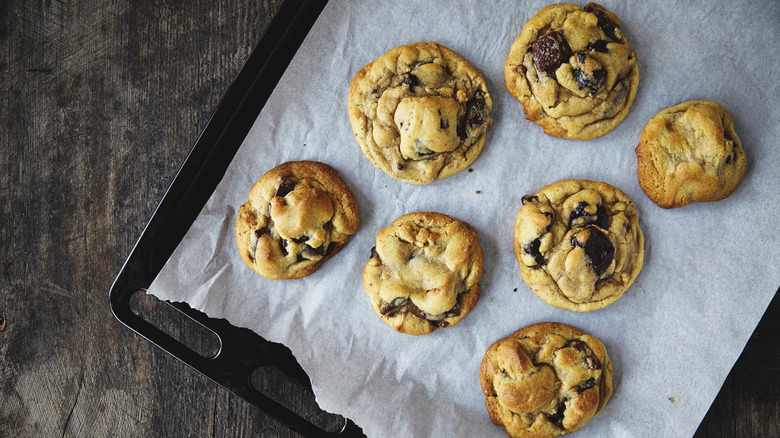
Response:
[2,1,778,436]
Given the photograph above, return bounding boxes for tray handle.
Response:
[110,283,364,437]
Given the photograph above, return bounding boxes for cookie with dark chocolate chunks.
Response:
[513,179,644,312]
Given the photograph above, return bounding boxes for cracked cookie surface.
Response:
[636,100,747,208]
[480,322,613,438]
[348,42,492,184]
[363,212,484,335]
[235,161,360,280]
[514,180,643,312]
[504,3,638,140]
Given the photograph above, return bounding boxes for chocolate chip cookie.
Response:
[636,100,747,208]
[348,42,493,184]
[480,322,613,438]
[235,161,360,280]
[363,212,484,335]
[514,180,644,312]
[504,3,638,140]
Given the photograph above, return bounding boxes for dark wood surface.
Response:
[1,1,778,437]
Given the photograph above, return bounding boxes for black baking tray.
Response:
[109,0,363,436]
[109,1,778,437]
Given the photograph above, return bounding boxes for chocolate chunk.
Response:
[396,163,405,170]
[572,227,615,276]
[431,319,450,328]
[569,202,609,229]
[279,239,289,256]
[370,246,380,260]
[440,118,449,130]
[458,92,488,138]
[574,66,606,93]
[307,242,328,257]
[572,340,602,370]
[275,176,296,197]
[532,32,571,74]
[254,227,270,239]
[465,92,487,127]
[380,297,408,316]
[584,3,620,40]
[523,238,546,267]
[292,236,307,244]
[408,302,428,320]
[401,72,418,89]
[575,378,597,394]
[548,399,568,427]
[521,195,538,204]
[442,303,461,319]
[587,40,610,53]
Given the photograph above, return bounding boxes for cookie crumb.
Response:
[468,168,474,172]
[668,397,676,404]
[475,190,481,194]
[513,288,518,292]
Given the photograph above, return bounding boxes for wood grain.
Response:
[0,1,777,437]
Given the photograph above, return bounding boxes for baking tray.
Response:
[108,0,362,436]
[108,0,778,436]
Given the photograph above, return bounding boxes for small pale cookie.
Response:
[480,322,613,438]
[348,42,493,184]
[504,3,638,139]
[636,100,747,208]
[514,180,643,312]
[363,212,484,335]
[235,161,360,280]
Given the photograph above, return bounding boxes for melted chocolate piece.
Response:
[574,66,606,93]
[587,40,610,53]
[584,3,620,40]
[275,176,296,197]
[458,92,488,138]
[523,238,546,267]
[548,399,568,427]
[254,227,270,239]
[572,340,602,370]
[576,378,597,394]
[401,72,418,90]
[572,227,614,276]
[291,236,307,244]
[465,92,487,126]
[569,202,609,229]
[308,243,329,257]
[369,246,380,260]
[521,195,538,204]
[279,239,289,256]
[380,297,408,316]
[532,32,572,74]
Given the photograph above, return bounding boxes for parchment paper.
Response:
[148,1,780,436]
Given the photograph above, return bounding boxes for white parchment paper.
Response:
[149,1,780,436]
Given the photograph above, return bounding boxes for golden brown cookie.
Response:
[514,180,644,312]
[504,3,638,139]
[348,42,492,184]
[480,322,613,438]
[363,212,484,335]
[235,161,360,279]
[636,100,747,208]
